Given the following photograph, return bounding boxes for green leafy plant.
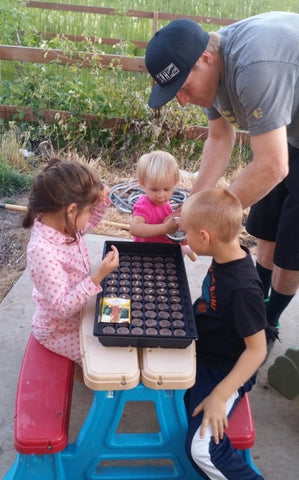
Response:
[1,0,297,178]
[0,158,32,196]
[0,0,40,46]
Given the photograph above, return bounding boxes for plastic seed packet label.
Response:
[99,297,131,324]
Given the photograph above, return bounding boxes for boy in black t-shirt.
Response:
[180,188,267,480]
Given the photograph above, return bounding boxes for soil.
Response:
[0,186,257,303]
[0,193,31,303]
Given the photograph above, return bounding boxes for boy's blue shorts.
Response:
[246,143,299,270]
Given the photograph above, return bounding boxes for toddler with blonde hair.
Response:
[130,150,196,260]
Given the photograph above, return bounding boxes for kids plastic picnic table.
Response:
[5,295,259,480]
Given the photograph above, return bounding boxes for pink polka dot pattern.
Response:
[28,201,108,365]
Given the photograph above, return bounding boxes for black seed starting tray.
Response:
[93,241,197,348]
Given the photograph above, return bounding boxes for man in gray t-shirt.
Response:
[145,13,299,355]
[206,12,299,146]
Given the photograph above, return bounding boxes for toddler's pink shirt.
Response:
[132,195,174,243]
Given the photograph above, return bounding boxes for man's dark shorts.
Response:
[246,144,299,270]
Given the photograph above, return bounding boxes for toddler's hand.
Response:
[164,216,178,234]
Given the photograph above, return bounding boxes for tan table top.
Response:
[80,296,196,391]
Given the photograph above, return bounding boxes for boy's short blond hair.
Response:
[182,188,243,243]
[136,150,180,185]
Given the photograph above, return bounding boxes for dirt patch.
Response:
[0,193,31,302]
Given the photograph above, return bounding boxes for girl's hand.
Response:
[101,245,119,274]
[192,392,228,445]
[98,185,110,204]
[92,245,119,286]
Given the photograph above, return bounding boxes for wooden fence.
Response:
[0,2,249,145]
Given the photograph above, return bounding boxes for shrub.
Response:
[0,159,32,196]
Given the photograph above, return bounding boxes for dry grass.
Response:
[0,130,32,173]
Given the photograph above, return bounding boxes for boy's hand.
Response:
[192,392,228,445]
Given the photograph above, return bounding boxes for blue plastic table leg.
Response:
[4,452,66,480]
[4,383,205,480]
[61,382,199,479]
[237,449,261,476]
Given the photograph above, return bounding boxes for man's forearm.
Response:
[191,117,236,195]
[228,159,279,209]
[229,128,289,209]
[191,136,232,195]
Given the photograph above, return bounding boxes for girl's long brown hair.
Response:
[23,158,104,241]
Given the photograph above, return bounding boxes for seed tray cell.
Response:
[93,241,197,348]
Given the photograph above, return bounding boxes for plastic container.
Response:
[93,241,197,348]
[140,342,196,389]
[80,297,140,391]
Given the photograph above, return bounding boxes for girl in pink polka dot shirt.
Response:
[23,158,119,366]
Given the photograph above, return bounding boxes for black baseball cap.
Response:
[145,19,209,108]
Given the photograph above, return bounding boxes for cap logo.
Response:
[154,62,180,85]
